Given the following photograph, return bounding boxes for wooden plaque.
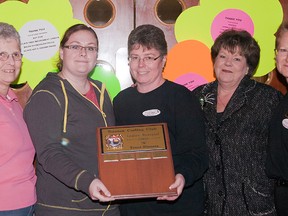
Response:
[97,123,177,199]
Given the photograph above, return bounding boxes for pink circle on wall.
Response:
[174,73,208,91]
[211,9,254,41]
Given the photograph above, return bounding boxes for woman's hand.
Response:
[89,178,115,202]
[157,173,185,201]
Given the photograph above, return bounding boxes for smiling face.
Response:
[275,31,288,81]
[214,47,249,88]
[0,38,22,91]
[59,30,98,78]
[129,44,166,92]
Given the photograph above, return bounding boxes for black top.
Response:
[113,80,208,216]
[266,93,288,180]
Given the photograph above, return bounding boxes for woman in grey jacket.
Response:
[24,24,120,216]
[193,29,282,215]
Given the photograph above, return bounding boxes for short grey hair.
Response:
[0,22,21,46]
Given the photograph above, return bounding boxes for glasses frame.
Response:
[63,45,98,53]
[128,55,162,65]
[275,48,288,57]
[0,51,22,61]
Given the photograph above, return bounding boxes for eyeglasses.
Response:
[275,48,288,56]
[128,55,162,64]
[0,51,22,61]
[63,45,97,53]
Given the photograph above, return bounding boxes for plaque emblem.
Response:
[105,134,123,150]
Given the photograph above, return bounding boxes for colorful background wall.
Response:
[0,0,287,99]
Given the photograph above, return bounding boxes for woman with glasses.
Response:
[0,22,36,216]
[113,24,208,216]
[193,29,282,215]
[24,24,120,216]
[266,22,288,216]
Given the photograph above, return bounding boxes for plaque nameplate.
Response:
[97,123,177,199]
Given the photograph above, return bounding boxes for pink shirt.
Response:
[0,88,36,210]
[84,83,99,108]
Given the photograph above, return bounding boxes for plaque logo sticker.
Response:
[105,134,123,150]
[142,109,161,117]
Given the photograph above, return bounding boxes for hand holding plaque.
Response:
[97,123,177,199]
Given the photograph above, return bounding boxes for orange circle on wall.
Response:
[163,40,215,85]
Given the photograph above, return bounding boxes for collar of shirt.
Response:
[0,88,18,102]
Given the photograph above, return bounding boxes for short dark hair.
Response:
[275,22,288,49]
[57,24,98,71]
[128,24,167,56]
[211,29,260,77]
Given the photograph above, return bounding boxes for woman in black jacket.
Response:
[193,29,282,215]
[266,22,288,216]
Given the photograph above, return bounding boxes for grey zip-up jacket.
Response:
[24,72,119,216]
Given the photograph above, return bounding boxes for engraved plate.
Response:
[103,154,119,162]
[152,151,168,159]
[136,152,152,160]
[119,153,135,161]
[100,124,167,153]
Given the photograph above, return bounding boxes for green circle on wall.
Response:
[89,60,121,100]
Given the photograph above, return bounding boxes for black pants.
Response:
[275,184,288,216]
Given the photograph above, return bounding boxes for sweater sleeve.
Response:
[172,90,209,187]
[23,91,95,195]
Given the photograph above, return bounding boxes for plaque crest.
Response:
[105,134,123,150]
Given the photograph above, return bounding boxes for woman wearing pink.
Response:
[0,22,36,216]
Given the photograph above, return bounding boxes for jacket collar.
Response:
[200,76,256,130]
